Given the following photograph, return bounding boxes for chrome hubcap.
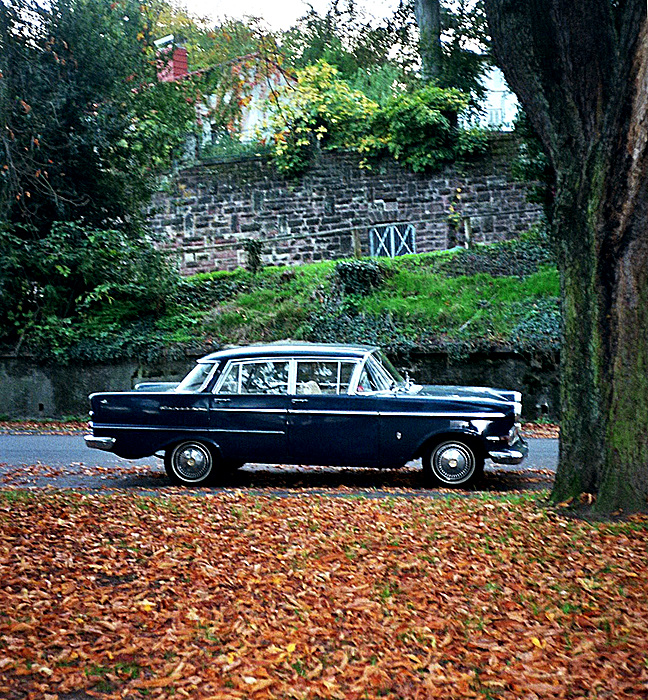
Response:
[174,444,211,482]
[432,443,474,483]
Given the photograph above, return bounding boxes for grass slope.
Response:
[11,235,560,362]
[172,239,560,355]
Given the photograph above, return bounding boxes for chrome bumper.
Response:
[488,436,529,465]
[84,435,116,452]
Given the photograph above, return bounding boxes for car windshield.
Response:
[175,362,214,392]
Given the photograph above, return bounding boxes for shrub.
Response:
[334,260,390,296]
[510,298,561,352]
[266,61,378,175]
[360,86,488,172]
[405,228,556,278]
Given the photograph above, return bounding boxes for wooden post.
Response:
[352,229,363,258]
[463,216,473,249]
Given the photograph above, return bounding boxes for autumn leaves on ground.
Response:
[1,492,646,700]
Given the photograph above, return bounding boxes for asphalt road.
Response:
[0,434,558,494]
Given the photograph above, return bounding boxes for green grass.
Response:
[358,266,558,340]
[168,243,559,352]
[14,237,560,362]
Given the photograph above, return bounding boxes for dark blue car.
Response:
[85,343,527,487]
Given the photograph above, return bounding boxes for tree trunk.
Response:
[484,0,648,513]
[414,0,441,81]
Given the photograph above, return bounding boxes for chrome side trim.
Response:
[378,411,506,419]
[210,428,284,435]
[210,408,286,414]
[160,406,209,412]
[90,424,285,434]
[287,410,506,419]
[289,410,377,416]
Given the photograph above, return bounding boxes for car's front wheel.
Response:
[423,439,483,487]
[165,440,216,486]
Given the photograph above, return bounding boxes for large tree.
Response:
[0,0,194,234]
[413,0,442,81]
[0,0,193,346]
[484,0,648,513]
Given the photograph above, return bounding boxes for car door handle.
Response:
[213,398,231,404]
[292,398,308,403]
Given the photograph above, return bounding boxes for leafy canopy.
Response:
[265,61,378,175]
[264,65,488,175]
[0,0,194,347]
[0,0,195,232]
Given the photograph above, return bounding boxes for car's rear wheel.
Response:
[165,440,216,486]
[423,439,483,487]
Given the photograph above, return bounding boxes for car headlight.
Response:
[512,392,522,422]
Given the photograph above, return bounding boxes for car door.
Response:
[288,358,380,467]
[209,358,290,463]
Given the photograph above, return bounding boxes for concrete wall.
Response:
[151,135,543,275]
[0,357,195,419]
[0,351,559,421]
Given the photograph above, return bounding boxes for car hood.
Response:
[413,384,520,403]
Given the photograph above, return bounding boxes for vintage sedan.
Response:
[85,343,527,487]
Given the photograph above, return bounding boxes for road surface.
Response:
[0,433,558,494]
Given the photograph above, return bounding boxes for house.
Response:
[477,67,519,130]
[156,36,293,147]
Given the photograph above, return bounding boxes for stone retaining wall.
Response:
[151,135,543,275]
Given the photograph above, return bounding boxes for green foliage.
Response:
[511,112,556,222]
[1,230,561,362]
[196,263,335,346]
[334,260,391,296]
[346,64,410,106]
[305,298,415,353]
[354,262,558,349]
[184,237,561,357]
[0,0,195,233]
[510,298,561,352]
[0,221,179,358]
[198,135,271,160]
[436,0,491,106]
[265,69,487,175]
[360,85,487,172]
[411,224,555,278]
[174,274,249,308]
[280,0,491,108]
[0,0,198,361]
[266,62,378,175]
[281,3,411,84]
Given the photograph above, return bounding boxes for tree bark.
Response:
[484,0,648,513]
[414,0,442,81]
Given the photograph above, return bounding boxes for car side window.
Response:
[218,363,240,394]
[296,361,356,395]
[218,360,290,395]
[356,362,386,393]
